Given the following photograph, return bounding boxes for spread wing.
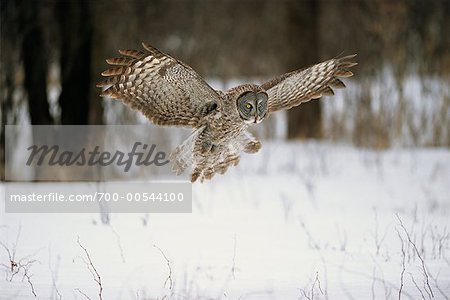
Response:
[261,55,357,113]
[97,42,221,127]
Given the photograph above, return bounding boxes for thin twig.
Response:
[373,208,389,255]
[409,272,426,300]
[231,234,237,280]
[48,245,62,300]
[396,228,406,300]
[77,237,103,300]
[1,227,39,297]
[429,270,449,300]
[298,216,328,299]
[23,271,37,297]
[337,264,415,299]
[108,224,126,263]
[299,272,324,300]
[153,244,173,290]
[371,266,376,300]
[313,272,324,295]
[75,288,92,300]
[396,214,434,298]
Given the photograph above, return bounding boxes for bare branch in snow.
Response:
[373,208,389,255]
[396,214,433,298]
[108,224,126,263]
[429,270,449,300]
[0,226,39,297]
[298,216,328,299]
[48,245,62,300]
[153,244,173,290]
[395,228,406,300]
[408,272,426,300]
[299,272,324,300]
[76,237,103,300]
[75,287,92,300]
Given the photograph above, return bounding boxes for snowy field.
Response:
[1,142,449,299]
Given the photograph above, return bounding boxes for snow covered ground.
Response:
[1,142,449,299]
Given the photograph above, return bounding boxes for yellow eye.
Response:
[246,103,252,109]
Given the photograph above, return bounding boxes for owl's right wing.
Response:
[97,42,221,127]
[261,55,357,113]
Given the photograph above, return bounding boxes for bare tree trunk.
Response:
[19,0,53,125]
[0,0,13,180]
[286,0,322,139]
[22,28,53,125]
[88,1,106,125]
[0,67,13,180]
[57,1,93,125]
[1,0,54,179]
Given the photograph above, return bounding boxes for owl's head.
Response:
[234,85,268,124]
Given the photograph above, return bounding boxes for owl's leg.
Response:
[203,168,215,181]
[191,159,215,182]
[243,140,261,153]
[238,131,261,154]
[213,151,240,176]
[227,153,241,166]
[215,163,229,175]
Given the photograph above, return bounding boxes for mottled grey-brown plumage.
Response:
[97,42,357,182]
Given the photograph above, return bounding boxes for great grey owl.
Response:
[97,42,356,182]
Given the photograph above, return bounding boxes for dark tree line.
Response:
[1,0,98,179]
[1,0,329,130]
[1,0,96,126]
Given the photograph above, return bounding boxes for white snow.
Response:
[1,142,449,299]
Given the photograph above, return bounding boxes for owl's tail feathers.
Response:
[169,126,205,177]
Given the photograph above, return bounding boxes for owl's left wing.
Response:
[261,55,357,113]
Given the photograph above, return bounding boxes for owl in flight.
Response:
[97,43,356,182]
